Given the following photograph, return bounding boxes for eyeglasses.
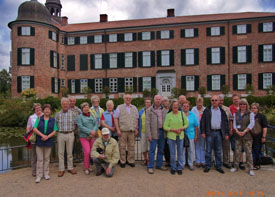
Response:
[211,99,218,102]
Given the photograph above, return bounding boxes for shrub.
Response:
[198,87,206,97]
[21,88,36,98]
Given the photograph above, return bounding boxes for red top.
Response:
[229,104,239,115]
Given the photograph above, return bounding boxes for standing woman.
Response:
[182,100,198,170]
[26,103,43,177]
[164,100,189,175]
[33,104,57,183]
[251,103,268,170]
[162,97,170,166]
[77,102,98,175]
[231,99,255,176]
[191,97,206,168]
[101,100,117,141]
[90,95,104,137]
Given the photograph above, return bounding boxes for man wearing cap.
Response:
[91,128,119,177]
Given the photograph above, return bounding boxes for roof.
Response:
[56,12,275,32]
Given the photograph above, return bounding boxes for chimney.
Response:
[167,9,175,17]
[61,16,68,26]
[100,14,108,22]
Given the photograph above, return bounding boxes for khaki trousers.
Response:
[119,131,135,164]
[58,132,75,171]
[31,144,37,176]
[233,138,253,170]
[222,139,231,165]
[36,146,51,178]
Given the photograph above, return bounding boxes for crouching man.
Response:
[91,128,119,177]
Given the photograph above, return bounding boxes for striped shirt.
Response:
[55,110,77,132]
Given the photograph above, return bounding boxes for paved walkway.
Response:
[0,162,275,197]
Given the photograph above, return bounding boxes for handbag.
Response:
[29,116,41,143]
[251,118,262,136]
[181,111,190,148]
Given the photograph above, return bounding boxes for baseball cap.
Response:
[101,127,110,135]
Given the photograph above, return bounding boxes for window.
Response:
[143,52,151,67]
[161,50,170,66]
[109,78,117,93]
[125,52,133,68]
[80,79,88,93]
[211,48,220,64]
[237,46,247,63]
[109,34,117,42]
[95,79,103,93]
[124,33,133,41]
[22,27,31,36]
[160,30,169,39]
[185,29,194,38]
[143,77,151,91]
[22,76,30,90]
[22,48,30,65]
[95,54,102,69]
[212,75,221,90]
[142,32,151,40]
[237,24,247,34]
[52,32,57,41]
[61,54,65,70]
[80,36,87,44]
[125,78,133,92]
[186,49,194,65]
[211,27,220,36]
[263,22,273,32]
[263,45,272,62]
[71,80,75,93]
[68,37,75,45]
[263,73,272,89]
[94,35,102,43]
[238,74,247,90]
[186,76,195,91]
[109,53,117,68]
[54,78,58,93]
[61,79,65,87]
[53,51,58,68]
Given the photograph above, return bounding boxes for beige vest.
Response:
[118,104,138,132]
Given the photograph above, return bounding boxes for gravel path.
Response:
[0,163,275,197]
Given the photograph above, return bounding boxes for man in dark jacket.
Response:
[200,95,229,174]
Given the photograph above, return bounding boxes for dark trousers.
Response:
[164,138,170,164]
[252,135,263,166]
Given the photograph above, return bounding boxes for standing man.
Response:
[201,95,229,174]
[219,94,232,169]
[146,95,168,174]
[114,94,139,168]
[178,95,186,111]
[55,98,78,177]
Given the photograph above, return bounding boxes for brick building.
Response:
[8,0,275,98]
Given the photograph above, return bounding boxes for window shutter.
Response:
[67,55,75,71]
[88,36,94,44]
[31,27,35,36]
[221,47,225,64]
[90,54,95,69]
[170,30,174,38]
[75,37,80,45]
[133,52,137,68]
[181,49,186,66]
[272,73,275,85]
[195,76,200,91]
[272,44,275,62]
[50,50,54,67]
[247,74,252,84]
[247,24,252,33]
[51,77,55,93]
[206,27,211,36]
[221,75,225,88]
[233,74,238,90]
[207,48,211,64]
[103,54,109,69]
[64,37,68,45]
[151,51,155,67]
[103,35,109,43]
[56,33,59,42]
[157,31,161,39]
[181,76,186,89]
[138,32,142,40]
[194,28,198,37]
[118,53,125,68]
[138,52,143,67]
[17,48,22,65]
[233,46,237,64]
[151,32,155,40]
[273,22,275,32]
[232,25,237,34]
[58,79,60,93]
[258,23,263,32]
[258,73,263,90]
[180,29,185,38]
[258,45,263,63]
[207,75,212,91]
[118,33,124,42]
[103,78,109,89]
[30,76,34,89]
[157,50,161,66]
[75,79,80,93]
[48,31,52,39]
[30,48,35,65]
[195,48,199,65]
[246,45,252,63]
[133,77,137,92]
[17,76,22,93]
[17,27,22,36]
[133,33,137,41]
[68,80,72,93]
[220,27,225,35]
[151,77,156,89]
[170,50,174,66]
[88,79,95,93]
[80,54,88,70]
[57,53,60,69]
[118,78,125,92]
[138,77,143,92]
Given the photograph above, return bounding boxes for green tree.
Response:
[0,69,11,95]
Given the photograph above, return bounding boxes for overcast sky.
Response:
[0,0,275,71]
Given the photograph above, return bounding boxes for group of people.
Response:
[26,93,268,183]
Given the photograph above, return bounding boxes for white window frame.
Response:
[109,78,117,93]
[161,50,170,66]
[53,51,58,68]
[22,76,30,91]
[109,53,117,68]
[52,32,57,41]
[68,37,75,45]
[186,49,195,65]
[263,22,273,32]
[125,52,133,68]
[263,45,272,62]
[237,24,247,34]
[143,77,151,91]
[95,78,103,93]
[186,76,195,91]
[237,46,247,63]
[71,79,75,94]
[94,35,102,43]
[263,73,272,89]
[54,78,58,93]
[22,48,30,65]
[109,34,117,43]
[160,30,169,39]
[211,27,220,36]
[238,74,247,90]
[95,54,102,69]
[185,28,194,38]
[212,75,221,91]
[80,79,88,93]
[80,36,87,44]
[125,78,133,92]
[211,48,220,64]
[124,33,133,41]
[61,54,65,70]
[142,52,151,67]
[22,27,31,36]
[142,32,151,40]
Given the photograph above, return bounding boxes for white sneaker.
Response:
[84,170,90,175]
[44,175,50,180]
[35,177,41,183]
[249,170,255,176]
[230,168,237,172]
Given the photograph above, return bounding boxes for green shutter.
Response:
[103,78,109,90]
[273,44,275,62]
[232,25,237,34]
[221,75,225,88]
[258,45,263,62]
[233,74,238,90]
[138,32,142,40]
[221,47,225,64]
[220,27,225,35]
[133,33,137,41]
[138,52,143,67]
[17,48,22,65]
[31,27,35,36]
[30,48,35,65]
[88,36,94,43]
[272,73,275,85]
[88,79,95,93]
[118,33,124,42]
[181,76,186,89]
[68,80,72,93]
[58,79,60,93]
[258,23,263,32]
[247,24,252,33]
[48,31,52,39]
[80,54,88,70]
[194,28,198,37]
[57,53,59,69]
[258,73,263,90]
[56,33,59,42]
[150,32,155,40]
[170,50,174,66]
[90,54,95,69]
[103,54,109,69]
[170,30,174,39]
[119,53,125,68]
[151,51,155,67]
[195,48,199,65]
[233,47,237,64]
[157,50,161,66]
[133,77,137,92]
[133,52,137,68]
[151,77,156,89]
[180,29,185,38]
[207,48,211,64]
[181,49,186,65]
[206,27,211,36]
[51,77,55,93]
[118,78,125,92]
[75,79,80,93]
[50,50,54,67]
[30,76,34,89]
[17,76,22,93]
[195,76,199,91]
[138,77,143,92]
[17,27,22,36]
[157,31,161,39]
[75,37,80,45]
[247,74,252,84]
[207,75,212,91]
[247,46,252,63]
[67,55,75,71]
[103,35,109,43]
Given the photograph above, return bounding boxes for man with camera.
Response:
[91,128,119,177]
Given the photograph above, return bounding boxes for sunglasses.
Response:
[211,99,218,102]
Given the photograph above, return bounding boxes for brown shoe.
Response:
[58,171,65,177]
[68,168,77,175]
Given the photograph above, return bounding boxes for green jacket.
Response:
[91,137,119,168]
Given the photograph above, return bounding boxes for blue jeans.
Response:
[205,131,222,169]
[147,129,165,169]
[183,139,195,167]
[195,133,205,164]
[168,136,184,170]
